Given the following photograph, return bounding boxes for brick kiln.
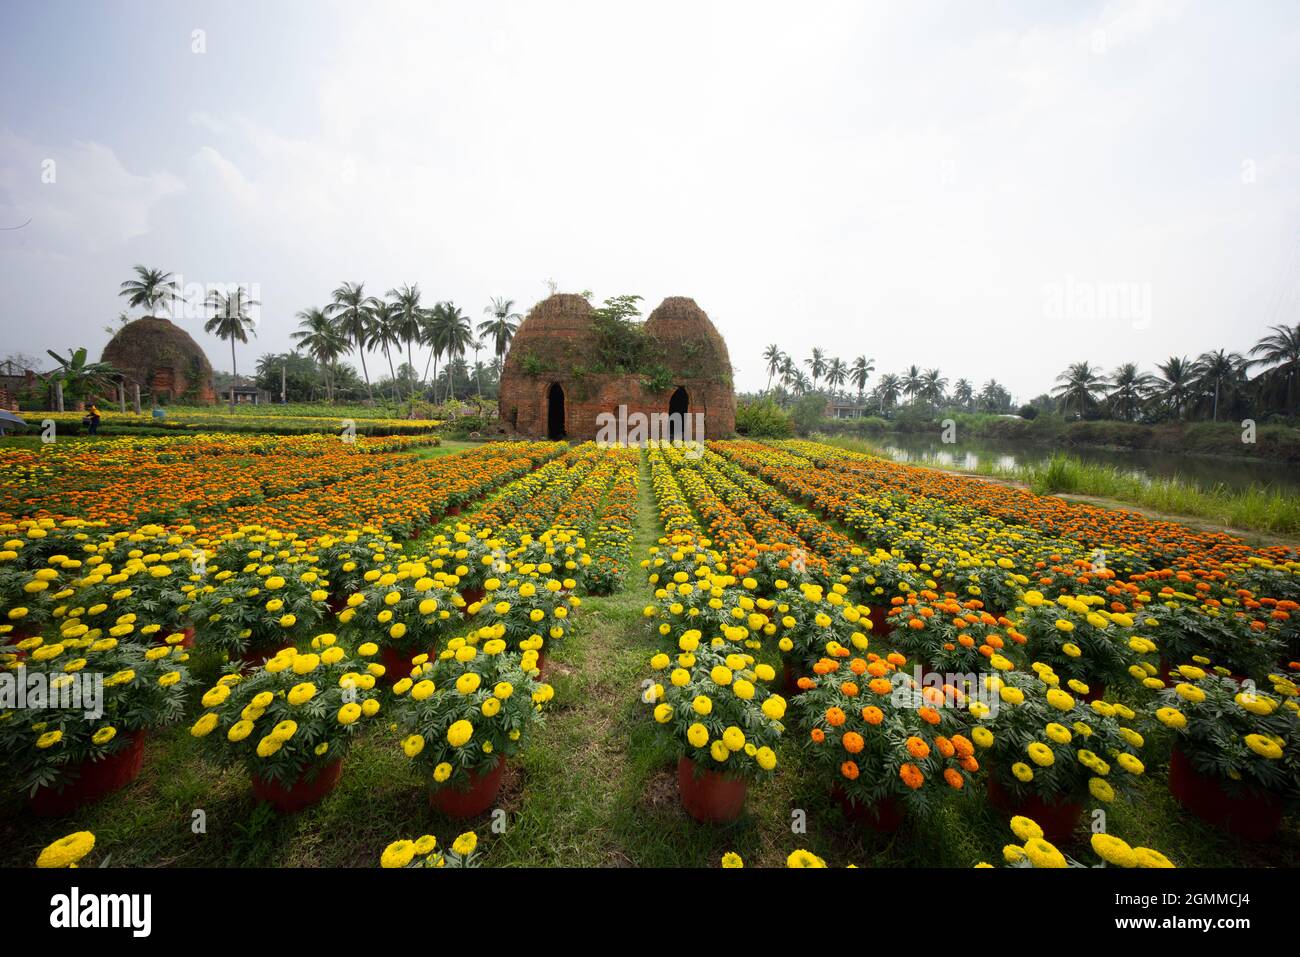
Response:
[497,294,736,441]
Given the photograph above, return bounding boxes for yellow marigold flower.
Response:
[721,852,744,868]
[381,839,416,869]
[402,734,425,758]
[452,831,478,856]
[1023,837,1067,869]
[1026,741,1055,767]
[36,831,95,869]
[1244,733,1283,759]
[787,849,827,868]
[1091,833,1137,867]
[1010,816,1043,842]
[686,723,709,748]
[190,712,219,738]
[337,702,362,725]
[447,719,474,747]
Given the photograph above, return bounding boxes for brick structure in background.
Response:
[498,294,736,440]
[101,316,216,405]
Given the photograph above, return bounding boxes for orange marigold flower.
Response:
[934,735,955,758]
[905,735,930,759]
[841,760,860,780]
[943,767,965,789]
[825,706,847,727]
[917,706,941,725]
[868,678,892,695]
[861,705,884,725]
[840,681,859,697]
[842,731,865,754]
[810,727,826,744]
[899,762,924,789]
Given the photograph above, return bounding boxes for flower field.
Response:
[2,433,1298,869]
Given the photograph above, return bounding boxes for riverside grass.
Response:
[822,436,1300,536]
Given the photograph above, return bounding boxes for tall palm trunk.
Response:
[229,339,237,409]
[358,342,373,403]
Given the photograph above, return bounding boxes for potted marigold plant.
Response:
[190,634,384,812]
[189,561,330,664]
[645,637,785,823]
[1017,591,1148,696]
[470,576,579,673]
[979,815,1176,869]
[379,830,482,868]
[340,565,458,682]
[797,649,984,830]
[774,584,872,694]
[429,531,500,605]
[0,635,192,816]
[979,665,1147,844]
[390,634,551,818]
[1153,665,1299,841]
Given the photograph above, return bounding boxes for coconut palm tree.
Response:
[439,304,474,403]
[825,357,847,395]
[1155,356,1194,420]
[118,265,181,317]
[388,283,425,397]
[203,287,260,408]
[478,297,522,362]
[920,368,948,406]
[368,298,404,404]
[327,282,376,403]
[1052,361,1108,419]
[805,348,827,391]
[902,365,923,404]
[1248,322,1300,416]
[1106,362,1155,422]
[849,356,874,406]
[875,373,902,414]
[776,355,797,405]
[763,344,785,395]
[952,378,974,412]
[291,307,347,403]
[978,380,1012,413]
[1193,349,1245,422]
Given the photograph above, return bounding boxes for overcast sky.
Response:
[2,0,1298,401]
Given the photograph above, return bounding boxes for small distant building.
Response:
[217,383,268,405]
[824,398,871,419]
[0,360,36,411]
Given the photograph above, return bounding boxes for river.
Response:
[875,433,1300,494]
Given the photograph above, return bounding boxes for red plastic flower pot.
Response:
[379,645,434,685]
[446,504,462,517]
[29,731,147,817]
[1080,681,1106,704]
[460,587,486,607]
[986,773,1084,846]
[867,605,894,638]
[677,756,748,824]
[1168,746,1283,842]
[179,625,195,649]
[235,643,282,672]
[430,757,505,818]
[781,660,805,697]
[250,758,343,813]
[832,785,904,832]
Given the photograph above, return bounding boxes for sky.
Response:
[1,0,1298,402]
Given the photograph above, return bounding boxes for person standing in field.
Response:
[85,404,101,435]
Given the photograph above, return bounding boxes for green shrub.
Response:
[735,398,793,438]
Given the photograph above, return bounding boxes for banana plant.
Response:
[45,348,121,407]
